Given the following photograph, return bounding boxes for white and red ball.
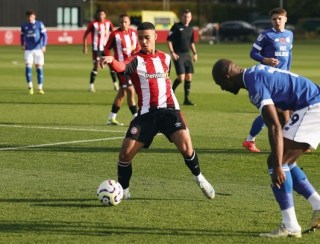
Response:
[97,179,123,206]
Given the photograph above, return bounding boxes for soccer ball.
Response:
[97,179,123,206]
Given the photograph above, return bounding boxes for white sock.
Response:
[38,84,43,90]
[308,192,320,210]
[123,187,129,195]
[246,135,255,141]
[195,173,205,182]
[108,113,116,120]
[281,207,301,232]
[28,82,33,89]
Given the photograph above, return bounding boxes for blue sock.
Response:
[249,115,265,138]
[36,67,43,85]
[290,163,315,199]
[270,165,294,210]
[25,66,32,82]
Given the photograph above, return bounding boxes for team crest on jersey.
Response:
[130,127,138,135]
[286,37,291,43]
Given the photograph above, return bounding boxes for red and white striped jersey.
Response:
[110,50,180,115]
[85,19,114,51]
[104,28,140,61]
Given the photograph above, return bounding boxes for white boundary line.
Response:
[0,124,125,133]
[0,137,124,151]
[0,124,125,151]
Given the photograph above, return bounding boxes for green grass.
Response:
[1,42,320,243]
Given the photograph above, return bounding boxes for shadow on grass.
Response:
[0,219,259,237]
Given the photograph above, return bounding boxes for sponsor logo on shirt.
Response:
[145,72,169,79]
[250,93,262,107]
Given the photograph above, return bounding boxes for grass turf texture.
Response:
[1,41,320,243]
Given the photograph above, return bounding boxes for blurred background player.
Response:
[243,7,293,152]
[20,10,48,95]
[100,22,215,200]
[104,14,140,126]
[83,9,118,92]
[167,9,198,106]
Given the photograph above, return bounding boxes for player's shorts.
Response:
[173,52,194,75]
[24,49,44,65]
[117,73,133,88]
[283,103,320,149]
[92,50,104,63]
[125,108,187,148]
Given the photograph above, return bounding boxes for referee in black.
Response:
[167,9,197,106]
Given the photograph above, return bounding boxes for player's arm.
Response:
[100,55,137,74]
[20,26,25,50]
[40,23,48,52]
[261,104,285,188]
[190,29,197,62]
[82,24,92,54]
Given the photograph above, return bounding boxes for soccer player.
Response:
[104,14,140,126]
[212,59,320,238]
[20,10,48,95]
[100,22,215,200]
[167,9,197,106]
[243,8,293,152]
[83,9,118,92]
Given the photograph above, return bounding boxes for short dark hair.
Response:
[95,9,106,19]
[181,9,191,15]
[212,59,231,84]
[269,8,287,17]
[119,14,129,19]
[26,10,36,16]
[137,22,155,31]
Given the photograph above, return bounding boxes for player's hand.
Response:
[99,56,114,69]
[42,47,46,53]
[171,52,179,61]
[193,53,198,62]
[263,58,279,67]
[272,166,286,189]
[83,46,88,54]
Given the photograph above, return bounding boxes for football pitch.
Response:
[1,41,320,243]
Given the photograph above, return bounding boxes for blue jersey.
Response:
[250,28,293,70]
[20,20,48,50]
[243,64,320,112]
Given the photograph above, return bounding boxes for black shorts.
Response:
[173,52,194,75]
[92,50,104,62]
[125,108,187,148]
[117,73,133,88]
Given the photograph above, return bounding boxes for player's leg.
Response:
[107,74,129,126]
[183,73,194,105]
[107,87,125,126]
[88,52,98,92]
[243,115,264,153]
[282,107,320,232]
[172,58,183,92]
[110,69,119,91]
[24,50,34,94]
[117,138,144,199]
[126,85,138,118]
[117,115,153,199]
[183,57,195,105]
[34,49,45,94]
[170,129,215,199]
